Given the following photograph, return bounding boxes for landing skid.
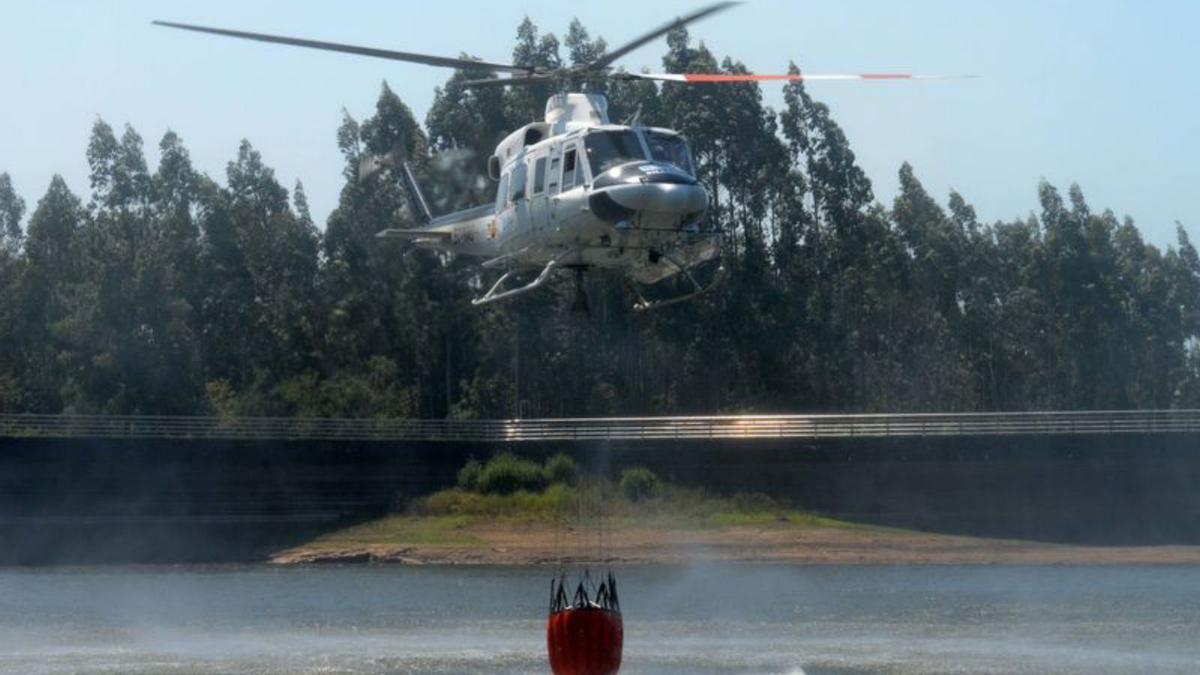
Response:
[629,254,726,311]
[472,258,560,306]
[471,252,724,311]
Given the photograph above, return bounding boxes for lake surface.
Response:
[1,564,1197,674]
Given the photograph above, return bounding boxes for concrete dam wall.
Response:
[2,413,1199,563]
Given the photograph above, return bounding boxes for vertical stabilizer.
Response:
[401,162,434,224]
[358,147,435,225]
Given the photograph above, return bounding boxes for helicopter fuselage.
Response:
[490,124,712,283]
[390,93,719,290]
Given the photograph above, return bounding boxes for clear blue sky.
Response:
[3,1,1198,246]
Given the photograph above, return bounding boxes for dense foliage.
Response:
[2,21,1198,417]
[454,452,577,495]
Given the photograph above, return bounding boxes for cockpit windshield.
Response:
[645,131,695,176]
[584,130,646,176]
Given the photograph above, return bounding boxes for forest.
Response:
[1,20,1198,419]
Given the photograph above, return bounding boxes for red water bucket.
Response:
[546,606,623,675]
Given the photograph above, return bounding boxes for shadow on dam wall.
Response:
[0,438,473,565]
[1,433,1199,563]
[617,434,1200,545]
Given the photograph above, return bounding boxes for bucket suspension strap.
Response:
[550,570,622,613]
[607,571,620,611]
[573,580,591,608]
[550,575,571,613]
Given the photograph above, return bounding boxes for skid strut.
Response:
[471,257,561,306]
[630,253,726,311]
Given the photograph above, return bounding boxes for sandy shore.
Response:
[270,520,1200,566]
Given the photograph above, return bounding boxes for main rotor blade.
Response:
[624,72,976,83]
[587,1,739,72]
[460,75,555,89]
[152,21,533,74]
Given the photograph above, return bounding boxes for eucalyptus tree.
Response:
[227,140,321,386]
[321,83,450,417]
[0,173,23,249]
[564,19,608,96]
[0,173,26,409]
[505,18,562,125]
[57,121,206,413]
[426,58,510,205]
[20,175,85,411]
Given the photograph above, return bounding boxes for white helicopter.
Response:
[155,2,950,311]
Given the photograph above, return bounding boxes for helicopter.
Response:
[154,2,955,312]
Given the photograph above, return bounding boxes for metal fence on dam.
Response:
[4,409,1200,442]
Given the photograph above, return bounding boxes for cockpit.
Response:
[584,130,646,175]
[643,130,695,176]
[583,129,696,178]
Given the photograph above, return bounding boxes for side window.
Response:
[496,174,509,210]
[547,156,561,194]
[561,148,577,191]
[509,161,526,202]
[532,157,546,195]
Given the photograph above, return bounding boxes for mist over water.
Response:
[1,564,1197,674]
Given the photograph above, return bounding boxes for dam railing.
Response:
[3,410,1200,442]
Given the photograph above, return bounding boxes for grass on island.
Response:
[409,482,855,531]
[299,515,487,552]
[300,453,863,554]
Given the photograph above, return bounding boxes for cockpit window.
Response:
[584,130,647,176]
[645,131,695,176]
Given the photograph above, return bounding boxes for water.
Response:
[1,564,1197,674]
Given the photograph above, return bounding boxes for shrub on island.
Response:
[544,452,579,487]
[476,452,549,495]
[457,457,483,491]
[619,466,659,502]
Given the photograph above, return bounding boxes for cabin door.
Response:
[529,153,551,233]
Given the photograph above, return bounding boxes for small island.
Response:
[272,452,1200,567]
